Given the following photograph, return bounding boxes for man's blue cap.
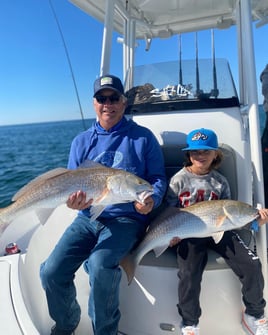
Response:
[182,128,218,151]
[93,75,124,97]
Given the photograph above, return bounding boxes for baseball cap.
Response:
[182,128,218,151]
[93,75,124,97]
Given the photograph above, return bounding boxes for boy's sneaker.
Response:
[181,325,199,335]
[242,312,268,335]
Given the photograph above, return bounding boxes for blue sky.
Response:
[1,0,268,126]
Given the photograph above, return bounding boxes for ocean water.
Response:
[0,106,266,208]
[0,119,94,207]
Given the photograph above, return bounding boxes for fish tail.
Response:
[120,253,137,285]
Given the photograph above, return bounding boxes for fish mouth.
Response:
[136,190,154,204]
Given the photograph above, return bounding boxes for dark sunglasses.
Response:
[95,94,121,104]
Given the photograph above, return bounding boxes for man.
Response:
[260,64,268,206]
[40,74,167,335]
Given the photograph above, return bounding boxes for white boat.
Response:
[1,0,268,334]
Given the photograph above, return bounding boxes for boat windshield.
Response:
[125,58,239,114]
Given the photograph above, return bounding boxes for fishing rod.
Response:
[48,0,87,130]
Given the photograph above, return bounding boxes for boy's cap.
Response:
[182,128,218,151]
[93,75,124,96]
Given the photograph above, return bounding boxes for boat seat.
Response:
[17,142,243,334]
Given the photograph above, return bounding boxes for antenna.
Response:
[179,34,183,85]
[195,32,202,97]
[48,0,87,130]
[211,29,219,98]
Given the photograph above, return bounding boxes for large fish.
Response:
[120,200,259,284]
[0,161,153,235]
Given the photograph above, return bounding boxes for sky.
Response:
[1,0,268,126]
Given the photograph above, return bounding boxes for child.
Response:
[166,128,268,335]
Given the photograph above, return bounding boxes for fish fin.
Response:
[12,168,69,201]
[89,187,116,221]
[94,188,110,204]
[153,244,169,257]
[120,254,137,285]
[212,231,224,244]
[216,215,227,227]
[222,205,239,223]
[89,205,106,222]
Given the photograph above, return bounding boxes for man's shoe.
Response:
[181,325,199,335]
[242,312,268,335]
[50,324,76,335]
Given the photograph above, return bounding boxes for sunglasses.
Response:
[95,94,121,104]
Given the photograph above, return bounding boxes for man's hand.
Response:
[66,190,93,210]
[134,196,154,215]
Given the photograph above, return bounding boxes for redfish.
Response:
[0,161,153,234]
[120,200,259,284]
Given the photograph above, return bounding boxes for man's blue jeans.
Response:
[40,213,146,335]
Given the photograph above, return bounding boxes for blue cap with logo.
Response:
[94,75,124,97]
[182,128,218,151]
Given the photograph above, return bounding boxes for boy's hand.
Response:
[169,236,181,247]
[257,208,268,226]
